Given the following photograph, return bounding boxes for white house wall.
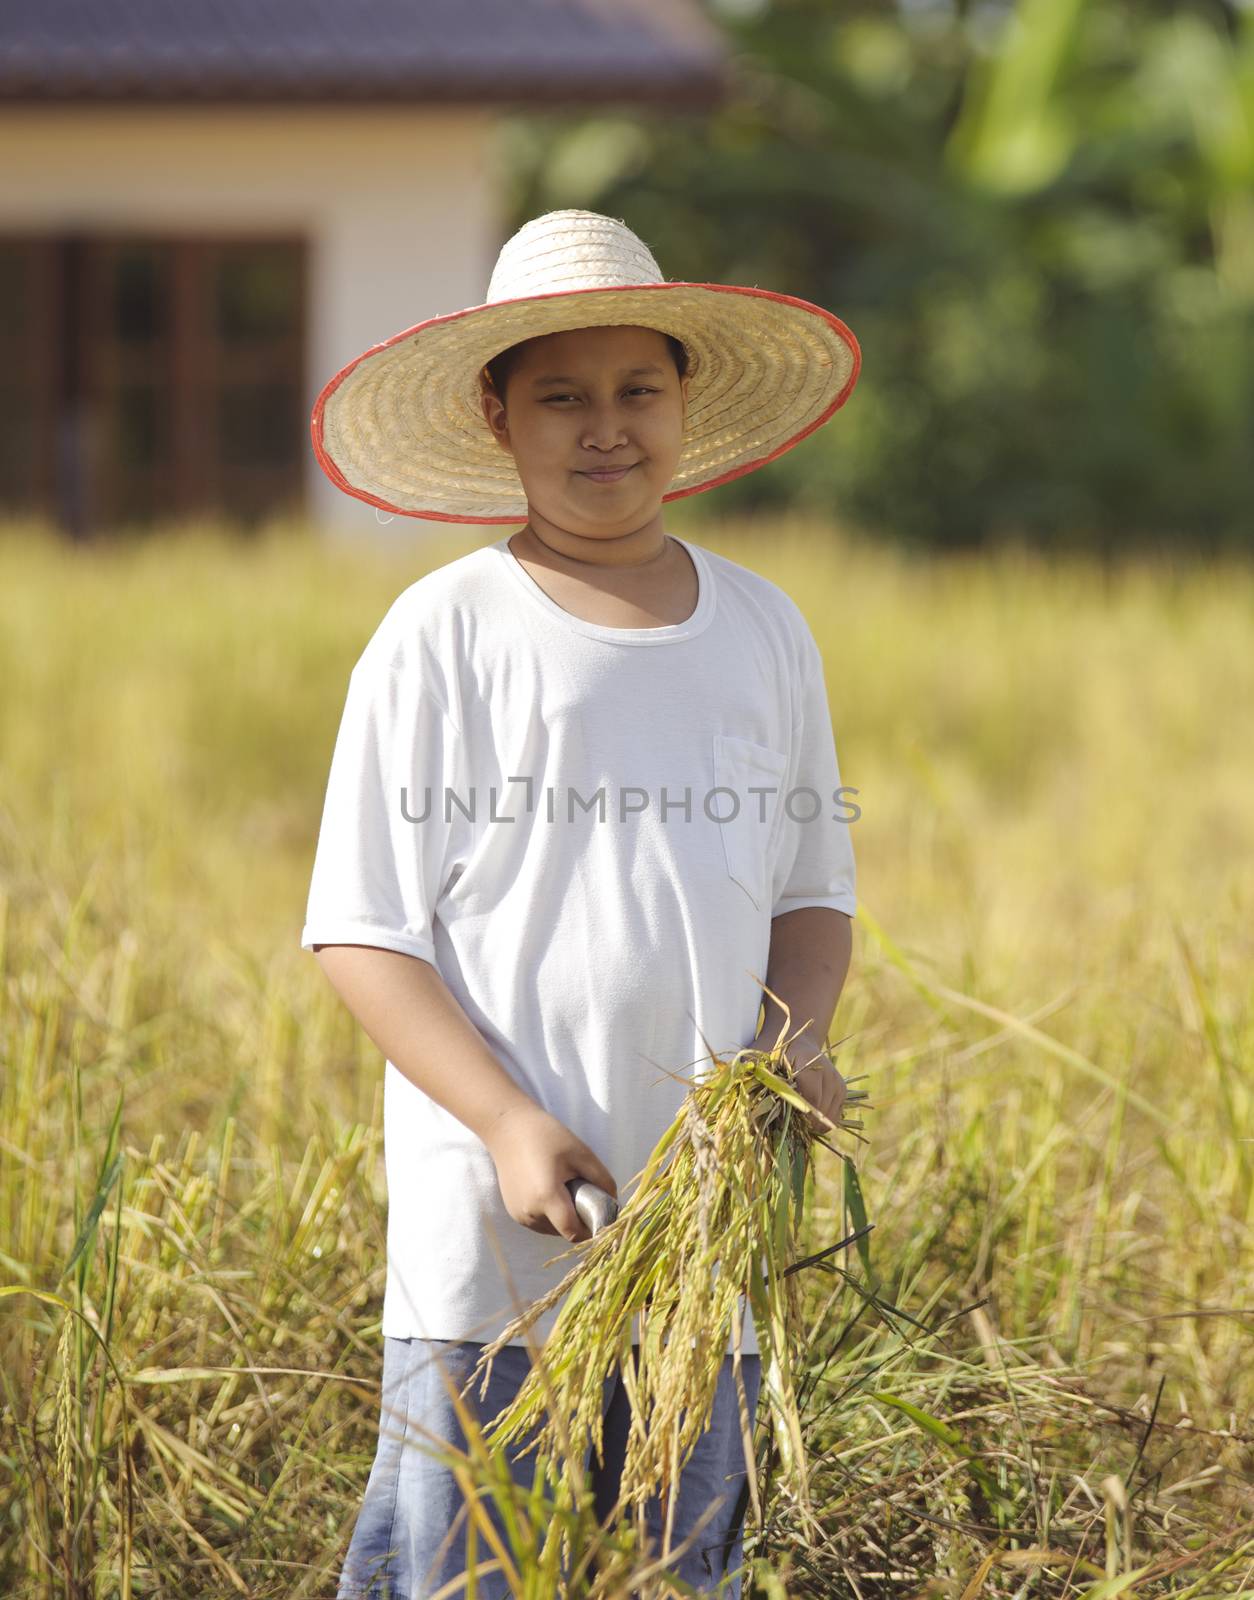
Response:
[0,106,504,538]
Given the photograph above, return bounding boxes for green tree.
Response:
[494,0,1254,554]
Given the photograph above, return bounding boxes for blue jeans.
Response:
[337,1336,762,1599]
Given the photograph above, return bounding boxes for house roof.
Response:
[0,0,733,108]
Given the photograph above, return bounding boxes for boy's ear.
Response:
[481,390,511,450]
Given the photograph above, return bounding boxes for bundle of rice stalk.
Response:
[468,992,869,1576]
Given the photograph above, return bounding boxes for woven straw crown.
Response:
[312,209,861,523]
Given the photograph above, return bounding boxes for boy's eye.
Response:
[542,388,657,403]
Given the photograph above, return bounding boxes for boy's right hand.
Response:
[484,1102,618,1243]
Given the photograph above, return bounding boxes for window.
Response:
[0,233,307,535]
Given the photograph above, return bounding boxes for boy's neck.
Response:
[512,518,672,573]
[504,526,700,631]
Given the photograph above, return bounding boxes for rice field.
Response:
[1,510,1251,1597]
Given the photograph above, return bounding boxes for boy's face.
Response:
[480,324,690,539]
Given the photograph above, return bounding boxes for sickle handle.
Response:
[566,1177,618,1236]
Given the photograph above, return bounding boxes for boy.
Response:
[302,210,861,1598]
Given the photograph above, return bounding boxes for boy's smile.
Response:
[480,323,690,568]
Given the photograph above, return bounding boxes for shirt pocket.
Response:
[711,733,790,912]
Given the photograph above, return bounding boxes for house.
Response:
[0,0,731,537]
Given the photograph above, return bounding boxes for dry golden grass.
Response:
[0,509,1251,1596]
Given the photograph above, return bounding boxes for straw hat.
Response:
[312,208,862,524]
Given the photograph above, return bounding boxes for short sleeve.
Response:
[770,625,857,920]
[299,648,466,967]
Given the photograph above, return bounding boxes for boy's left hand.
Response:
[780,1031,848,1135]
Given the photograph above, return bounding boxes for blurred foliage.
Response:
[491,0,1254,555]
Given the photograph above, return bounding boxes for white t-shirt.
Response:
[300,534,857,1357]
